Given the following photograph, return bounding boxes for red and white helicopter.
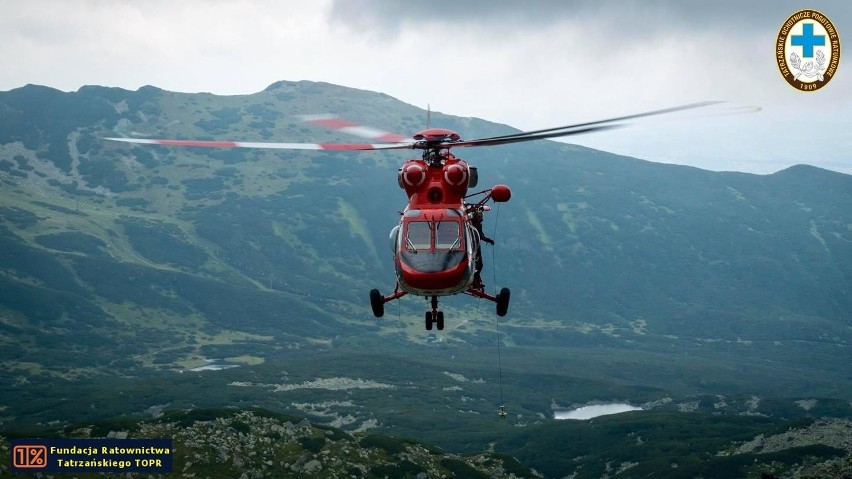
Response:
[106,101,720,330]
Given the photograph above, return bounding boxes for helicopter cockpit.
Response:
[390,209,476,281]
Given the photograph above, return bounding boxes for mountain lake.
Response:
[554,403,642,420]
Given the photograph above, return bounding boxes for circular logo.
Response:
[776,9,840,91]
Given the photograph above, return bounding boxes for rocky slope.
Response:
[0,408,536,478]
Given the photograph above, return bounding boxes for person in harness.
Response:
[468,205,494,289]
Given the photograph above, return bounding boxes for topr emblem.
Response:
[776,9,841,91]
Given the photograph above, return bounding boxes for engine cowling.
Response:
[398,161,428,190]
[443,162,470,192]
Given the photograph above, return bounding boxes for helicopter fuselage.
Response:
[387,139,509,296]
[368,130,512,329]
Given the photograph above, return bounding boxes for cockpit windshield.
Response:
[405,220,463,251]
[435,221,461,249]
[407,222,432,250]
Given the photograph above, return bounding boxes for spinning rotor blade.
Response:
[105,101,745,153]
[430,101,724,149]
[436,124,625,148]
[103,137,416,151]
[299,114,408,142]
[105,114,414,150]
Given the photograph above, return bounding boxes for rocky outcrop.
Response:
[718,418,852,479]
[0,408,537,478]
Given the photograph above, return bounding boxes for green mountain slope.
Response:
[1,81,850,477]
[1,79,850,377]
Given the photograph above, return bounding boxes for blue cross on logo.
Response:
[791,23,825,58]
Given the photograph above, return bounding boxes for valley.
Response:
[1,81,850,477]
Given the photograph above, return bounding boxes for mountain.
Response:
[2,406,849,479]
[0,407,536,478]
[1,81,850,477]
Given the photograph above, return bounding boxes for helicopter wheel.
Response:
[496,287,510,317]
[370,289,384,318]
[424,311,445,330]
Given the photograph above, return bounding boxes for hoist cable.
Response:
[491,204,505,409]
[491,204,500,290]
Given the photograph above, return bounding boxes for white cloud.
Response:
[0,0,849,174]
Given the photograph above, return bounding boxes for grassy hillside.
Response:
[1,81,850,477]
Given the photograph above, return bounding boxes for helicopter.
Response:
[105,101,722,331]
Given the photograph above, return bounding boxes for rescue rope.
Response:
[472,295,483,326]
[491,204,505,414]
[491,204,500,290]
[495,312,505,407]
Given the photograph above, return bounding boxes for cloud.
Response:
[329,0,838,39]
[0,0,849,173]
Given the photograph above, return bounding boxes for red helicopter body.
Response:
[370,130,513,330]
[393,142,501,296]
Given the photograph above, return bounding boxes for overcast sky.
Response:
[2,0,850,174]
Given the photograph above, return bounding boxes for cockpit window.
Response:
[435,221,461,250]
[405,220,463,251]
[406,222,431,250]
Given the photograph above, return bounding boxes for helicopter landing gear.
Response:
[371,286,507,328]
[466,286,511,317]
[369,285,407,318]
[425,311,445,331]
[370,289,384,317]
[425,296,444,330]
[496,288,510,317]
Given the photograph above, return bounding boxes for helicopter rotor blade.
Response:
[104,101,747,153]
[434,123,626,149]
[103,137,417,151]
[457,101,723,146]
[427,101,737,150]
[299,114,408,143]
